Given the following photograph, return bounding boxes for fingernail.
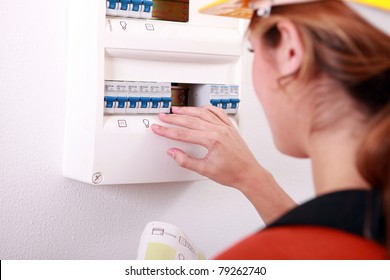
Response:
[151,124,160,130]
[167,149,175,159]
[159,112,166,118]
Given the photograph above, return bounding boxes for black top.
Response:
[268,189,386,244]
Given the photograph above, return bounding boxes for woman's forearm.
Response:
[238,166,296,225]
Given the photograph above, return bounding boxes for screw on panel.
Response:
[92,172,103,184]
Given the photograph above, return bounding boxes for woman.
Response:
[151,0,390,259]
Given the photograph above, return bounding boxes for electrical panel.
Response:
[64,0,246,185]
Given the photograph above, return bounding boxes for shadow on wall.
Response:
[63,177,197,226]
[53,178,198,258]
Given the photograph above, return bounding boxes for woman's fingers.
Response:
[157,112,217,131]
[151,123,212,147]
[157,106,234,132]
[167,148,208,176]
[203,105,234,126]
[171,106,232,126]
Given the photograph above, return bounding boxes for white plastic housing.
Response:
[64,0,244,185]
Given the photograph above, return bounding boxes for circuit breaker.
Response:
[64,0,246,185]
[106,0,154,18]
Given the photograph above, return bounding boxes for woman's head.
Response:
[248,0,390,251]
[248,0,390,157]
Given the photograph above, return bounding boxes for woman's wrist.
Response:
[237,166,296,225]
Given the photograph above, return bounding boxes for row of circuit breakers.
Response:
[106,0,154,19]
[104,81,241,115]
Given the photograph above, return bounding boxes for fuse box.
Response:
[64,0,246,185]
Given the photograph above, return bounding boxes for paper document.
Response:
[137,221,206,260]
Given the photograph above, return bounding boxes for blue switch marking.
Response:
[108,0,118,9]
[210,99,222,107]
[221,99,230,109]
[140,97,151,108]
[117,96,128,108]
[230,98,240,109]
[143,0,154,13]
[104,96,117,108]
[128,97,139,108]
[151,97,161,109]
[131,0,143,12]
[120,0,131,10]
[161,97,172,108]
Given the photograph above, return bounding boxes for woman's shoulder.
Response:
[214,225,387,260]
[270,189,386,244]
[214,189,387,259]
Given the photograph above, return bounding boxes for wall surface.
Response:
[0,1,314,259]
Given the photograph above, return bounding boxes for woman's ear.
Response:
[274,20,304,77]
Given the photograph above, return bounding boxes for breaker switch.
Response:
[104,96,117,108]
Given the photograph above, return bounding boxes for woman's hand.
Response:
[151,105,264,190]
[151,106,296,224]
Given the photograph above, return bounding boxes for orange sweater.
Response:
[215,225,387,260]
[215,190,387,259]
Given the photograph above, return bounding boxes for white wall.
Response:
[0,1,314,259]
